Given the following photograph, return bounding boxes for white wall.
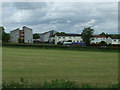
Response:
[106,37,120,45]
[112,39,120,44]
[23,26,33,43]
[55,35,82,45]
[10,29,19,42]
[106,37,112,44]
[91,37,106,44]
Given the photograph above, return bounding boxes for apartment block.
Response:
[10,26,33,43]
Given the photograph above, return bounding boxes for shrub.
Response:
[2,78,119,88]
[2,79,79,88]
[67,40,72,42]
[2,43,118,52]
[17,38,22,43]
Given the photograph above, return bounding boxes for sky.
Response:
[2,2,118,34]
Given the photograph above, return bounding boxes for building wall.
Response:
[55,35,82,45]
[10,28,19,42]
[49,37,55,43]
[106,37,112,44]
[112,39,120,44]
[23,26,33,43]
[40,30,57,42]
[91,37,106,44]
[106,37,120,44]
[43,33,50,42]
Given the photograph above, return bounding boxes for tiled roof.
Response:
[93,35,106,38]
[56,34,81,36]
[110,36,120,39]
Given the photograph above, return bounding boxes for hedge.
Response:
[2,43,119,52]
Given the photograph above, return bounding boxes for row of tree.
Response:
[0,26,10,42]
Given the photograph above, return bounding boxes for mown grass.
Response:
[2,46,118,88]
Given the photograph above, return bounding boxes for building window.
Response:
[69,37,71,38]
[119,39,120,41]
[63,37,65,38]
[113,39,116,41]
[58,37,61,39]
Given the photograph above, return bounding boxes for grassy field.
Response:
[2,47,118,87]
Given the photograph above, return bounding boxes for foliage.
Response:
[2,78,118,88]
[0,26,10,42]
[98,41,107,45]
[81,27,94,46]
[56,32,66,34]
[2,79,79,88]
[2,43,119,52]
[99,32,120,38]
[99,32,106,36]
[108,83,118,88]
[17,38,22,43]
[57,41,63,45]
[67,40,72,42]
[33,33,40,39]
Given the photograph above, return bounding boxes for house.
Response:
[39,30,57,43]
[106,36,120,45]
[10,26,33,43]
[91,35,106,44]
[53,34,83,45]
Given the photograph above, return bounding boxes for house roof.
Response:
[93,35,106,38]
[110,36,120,39]
[56,34,81,36]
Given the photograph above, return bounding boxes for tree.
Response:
[33,33,40,40]
[0,26,10,42]
[81,27,94,46]
[99,32,106,36]
[99,32,112,38]
[56,32,66,34]
[18,38,22,43]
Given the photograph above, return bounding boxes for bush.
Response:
[67,40,72,42]
[2,78,119,88]
[2,79,79,88]
[100,41,107,45]
[17,38,22,43]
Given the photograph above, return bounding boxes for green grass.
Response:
[2,47,118,87]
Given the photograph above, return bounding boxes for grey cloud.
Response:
[2,2,118,34]
[13,2,47,10]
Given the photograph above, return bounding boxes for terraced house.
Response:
[91,35,106,44]
[49,34,83,45]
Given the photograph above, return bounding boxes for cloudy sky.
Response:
[2,2,118,34]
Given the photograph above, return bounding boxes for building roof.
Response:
[93,35,106,38]
[41,30,56,35]
[110,36,120,39]
[22,26,32,30]
[55,34,81,36]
